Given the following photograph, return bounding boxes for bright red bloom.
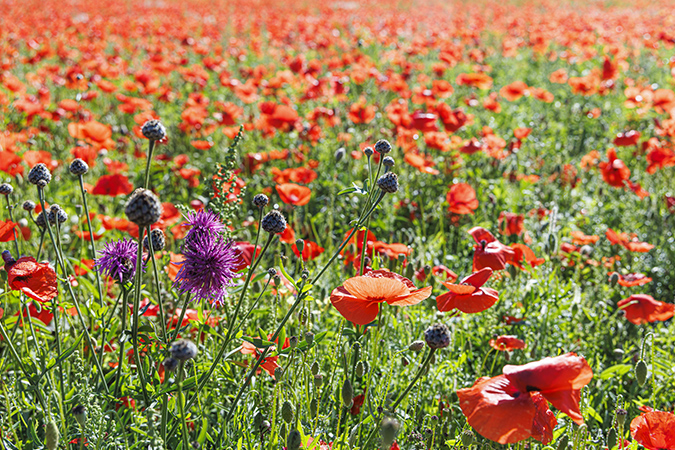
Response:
[276,183,312,206]
[91,174,134,197]
[510,244,545,270]
[606,229,654,252]
[598,148,630,188]
[0,220,17,242]
[611,272,652,287]
[618,294,674,325]
[447,183,478,215]
[457,353,593,445]
[498,212,524,236]
[5,257,58,303]
[468,227,516,271]
[614,130,640,147]
[330,270,431,325]
[489,336,526,351]
[630,411,675,450]
[499,81,529,101]
[436,268,499,313]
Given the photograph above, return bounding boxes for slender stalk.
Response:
[177,361,190,450]
[131,226,150,404]
[170,294,193,344]
[77,176,105,307]
[144,140,156,189]
[114,288,130,398]
[4,195,20,257]
[390,348,435,410]
[98,289,125,376]
[146,241,168,343]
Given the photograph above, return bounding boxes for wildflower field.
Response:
[1,0,675,448]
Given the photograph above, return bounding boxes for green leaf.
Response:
[278,258,298,290]
[38,334,83,381]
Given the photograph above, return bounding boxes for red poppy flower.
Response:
[5,257,58,303]
[468,227,516,271]
[630,411,675,450]
[598,148,630,188]
[611,272,652,287]
[0,220,17,242]
[617,294,674,325]
[330,270,431,325]
[447,183,479,214]
[432,265,458,281]
[489,336,526,351]
[498,212,525,236]
[240,334,290,378]
[570,231,599,245]
[499,81,529,101]
[510,243,545,270]
[457,353,593,445]
[0,151,23,176]
[606,229,654,252]
[235,242,261,271]
[276,183,312,206]
[436,268,499,313]
[91,174,134,197]
[614,130,640,147]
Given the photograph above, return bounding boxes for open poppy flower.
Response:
[468,227,516,271]
[618,294,674,324]
[510,244,545,270]
[458,353,593,445]
[276,183,312,206]
[447,183,479,215]
[489,336,526,351]
[598,148,630,188]
[240,334,290,378]
[0,220,17,242]
[4,253,58,303]
[330,269,432,325]
[606,229,654,253]
[611,272,652,287]
[91,174,134,197]
[630,411,675,450]
[436,268,499,313]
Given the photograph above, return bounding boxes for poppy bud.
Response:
[609,272,620,287]
[342,379,353,408]
[401,356,410,366]
[286,430,301,450]
[615,408,627,426]
[311,361,320,376]
[289,336,298,348]
[45,420,59,450]
[253,411,265,434]
[274,367,284,380]
[355,360,364,378]
[546,234,558,254]
[281,401,294,424]
[352,341,361,361]
[305,331,314,345]
[72,405,86,429]
[313,374,323,388]
[310,398,318,417]
[635,360,648,386]
[409,340,425,352]
[557,434,569,450]
[295,239,305,253]
[460,429,474,447]
[380,417,400,447]
[607,427,617,449]
[273,275,281,287]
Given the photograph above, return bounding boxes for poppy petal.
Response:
[343,276,409,302]
[330,286,380,325]
[387,286,432,306]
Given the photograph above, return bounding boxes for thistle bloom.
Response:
[173,233,242,306]
[182,209,226,242]
[95,238,142,284]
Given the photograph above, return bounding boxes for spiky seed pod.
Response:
[408,340,425,352]
[22,200,36,212]
[375,139,392,154]
[0,183,13,195]
[461,430,474,447]
[35,211,47,229]
[141,119,167,141]
[377,172,399,193]
[424,323,451,349]
[383,156,395,169]
[252,193,269,209]
[635,360,648,386]
[47,205,68,225]
[163,357,179,372]
[380,417,400,447]
[45,420,60,450]
[170,339,198,362]
[261,210,287,234]
[27,163,52,187]
[286,430,302,450]
[281,401,294,424]
[69,158,89,176]
[143,228,166,252]
[342,379,353,408]
[364,146,374,157]
[124,188,162,227]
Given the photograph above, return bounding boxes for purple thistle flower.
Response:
[182,209,225,242]
[95,238,142,284]
[173,233,242,306]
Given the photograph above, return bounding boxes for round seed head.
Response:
[35,211,47,229]
[141,119,167,141]
[261,209,287,234]
[48,205,68,225]
[364,146,374,157]
[124,188,162,228]
[163,357,179,372]
[424,323,451,349]
[383,156,395,168]
[335,147,346,162]
[143,228,166,252]
[27,163,52,188]
[0,183,13,195]
[377,172,399,193]
[375,139,392,154]
[170,339,198,361]
[22,200,36,212]
[253,193,269,209]
[69,158,89,176]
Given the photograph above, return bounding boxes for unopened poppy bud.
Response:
[607,428,617,450]
[409,340,425,352]
[380,417,400,447]
[342,379,353,407]
[45,420,59,450]
[281,401,294,423]
[295,239,305,253]
[253,411,265,433]
[313,374,323,388]
[401,356,410,366]
[635,360,648,386]
[355,360,364,377]
[72,405,86,428]
[289,336,298,348]
[556,434,569,450]
[609,272,620,287]
[305,331,314,345]
[615,408,627,426]
[273,275,281,287]
[460,429,474,447]
[310,398,318,417]
[352,341,361,360]
[311,361,320,376]
[430,415,439,425]
[286,430,302,450]
[335,147,346,162]
[274,367,284,380]
[364,146,374,157]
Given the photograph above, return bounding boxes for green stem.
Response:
[390,348,436,411]
[146,241,168,343]
[77,176,105,307]
[144,140,156,190]
[4,195,20,257]
[114,288,130,398]
[177,361,190,450]
[131,226,150,404]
